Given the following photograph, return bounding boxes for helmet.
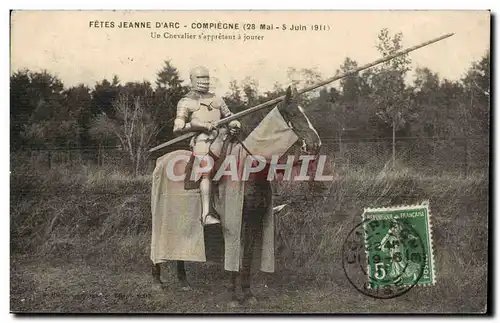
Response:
[189,66,210,93]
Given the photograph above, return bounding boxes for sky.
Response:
[10,10,490,96]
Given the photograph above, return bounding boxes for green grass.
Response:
[10,162,489,313]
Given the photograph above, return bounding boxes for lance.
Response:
[149,32,454,153]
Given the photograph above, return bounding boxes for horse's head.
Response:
[238,86,322,182]
[278,86,322,155]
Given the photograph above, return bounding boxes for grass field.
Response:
[10,162,489,313]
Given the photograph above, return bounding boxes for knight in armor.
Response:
[173,66,241,226]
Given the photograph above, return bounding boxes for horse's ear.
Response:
[284,85,292,103]
[291,86,299,98]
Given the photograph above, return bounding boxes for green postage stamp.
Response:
[362,202,436,289]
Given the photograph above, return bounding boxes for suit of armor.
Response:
[173,66,241,226]
[174,91,234,156]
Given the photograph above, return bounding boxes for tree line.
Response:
[10,29,490,174]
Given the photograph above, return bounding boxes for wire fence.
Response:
[12,136,489,177]
[320,136,489,176]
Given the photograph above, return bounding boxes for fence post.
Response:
[98,144,102,167]
[464,138,468,177]
[432,137,436,175]
[339,131,343,162]
[47,150,52,169]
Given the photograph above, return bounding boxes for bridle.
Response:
[279,104,318,156]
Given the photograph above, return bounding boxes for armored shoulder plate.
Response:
[209,96,225,109]
[175,97,199,121]
[212,96,232,117]
[179,97,201,111]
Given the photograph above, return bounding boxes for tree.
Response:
[333,58,372,141]
[260,81,287,102]
[10,70,79,150]
[153,60,189,145]
[286,67,323,105]
[22,97,80,150]
[438,79,467,137]
[224,79,244,113]
[10,69,33,150]
[370,28,412,168]
[338,57,362,102]
[410,67,442,136]
[91,91,159,176]
[63,84,93,148]
[241,76,259,106]
[156,60,183,90]
[91,77,121,118]
[461,51,490,137]
[459,52,490,171]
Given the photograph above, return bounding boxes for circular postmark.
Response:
[342,218,427,299]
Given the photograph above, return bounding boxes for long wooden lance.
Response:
[149,32,454,153]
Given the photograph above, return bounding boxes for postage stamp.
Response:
[362,202,436,288]
[342,202,436,299]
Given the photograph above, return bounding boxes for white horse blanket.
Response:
[150,107,298,272]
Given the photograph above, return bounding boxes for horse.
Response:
[150,85,321,307]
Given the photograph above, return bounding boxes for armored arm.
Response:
[217,97,241,129]
[173,98,214,134]
[219,98,233,119]
[190,118,215,132]
[174,119,213,134]
[173,98,189,134]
